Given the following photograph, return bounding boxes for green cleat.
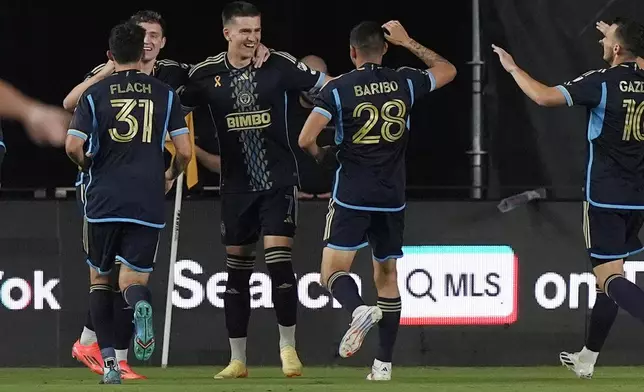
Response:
[133,300,155,361]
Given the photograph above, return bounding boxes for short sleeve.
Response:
[167,91,189,138]
[272,51,326,91]
[311,83,336,121]
[555,69,604,108]
[396,66,436,102]
[67,93,96,141]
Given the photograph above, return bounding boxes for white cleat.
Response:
[366,359,392,381]
[559,351,594,379]
[339,305,383,358]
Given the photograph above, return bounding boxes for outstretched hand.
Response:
[492,44,518,73]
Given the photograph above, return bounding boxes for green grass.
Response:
[0,366,644,391]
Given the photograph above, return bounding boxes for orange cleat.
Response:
[119,361,147,380]
[71,339,103,375]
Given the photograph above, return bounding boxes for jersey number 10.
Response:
[109,98,154,143]
[622,99,644,141]
[352,99,407,144]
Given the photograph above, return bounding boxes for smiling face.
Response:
[138,21,166,62]
[223,16,261,60]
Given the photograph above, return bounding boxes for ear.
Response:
[383,42,389,56]
[223,27,231,42]
[160,36,167,49]
[350,45,356,60]
[106,50,114,61]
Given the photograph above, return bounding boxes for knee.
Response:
[374,265,398,291]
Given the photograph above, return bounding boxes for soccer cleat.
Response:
[560,351,594,379]
[119,361,147,380]
[366,359,392,381]
[280,345,303,377]
[100,359,122,384]
[133,300,155,361]
[339,305,383,358]
[214,360,248,379]
[71,339,103,375]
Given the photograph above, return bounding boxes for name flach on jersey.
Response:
[354,81,399,97]
[109,82,152,95]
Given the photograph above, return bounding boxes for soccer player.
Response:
[180,1,329,379]
[65,10,191,379]
[492,17,644,379]
[65,21,192,384]
[288,55,335,199]
[298,20,456,380]
[0,79,69,146]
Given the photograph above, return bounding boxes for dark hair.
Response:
[109,22,145,64]
[613,17,644,57]
[350,21,386,55]
[222,1,261,25]
[130,10,166,36]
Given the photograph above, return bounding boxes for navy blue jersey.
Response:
[75,59,191,187]
[68,70,188,227]
[313,63,436,211]
[181,51,326,193]
[557,62,644,208]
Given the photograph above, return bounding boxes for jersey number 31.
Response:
[109,98,154,143]
[352,99,407,144]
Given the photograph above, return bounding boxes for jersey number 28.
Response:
[352,99,407,144]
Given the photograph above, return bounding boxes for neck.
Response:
[355,56,381,69]
[114,61,141,72]
[141,58,157,75]
[611,53,637,67]
[227,49,252,69]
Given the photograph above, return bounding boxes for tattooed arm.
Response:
[383,20,457,90]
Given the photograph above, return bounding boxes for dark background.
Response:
[0,0,643,198]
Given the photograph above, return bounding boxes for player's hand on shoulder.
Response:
[97,60,115,78]
[491,44,518,73]
[382,20,411,46]
[253,44,271,68]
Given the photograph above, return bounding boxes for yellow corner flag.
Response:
[165,112,199,189]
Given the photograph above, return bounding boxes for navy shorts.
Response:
[220,186,298,246]
[85,222,160,275]
[583,202,644,266]
[323,199,404,261]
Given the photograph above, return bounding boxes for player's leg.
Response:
[260,186,301,376]
[365,210,404,381]
[561,202,617,379]
[112,260,145,380]
[117,223,159,363]
[86,222,121,384]
[71,186,104,375]
[321,201,381,358]
[215,193,259,379]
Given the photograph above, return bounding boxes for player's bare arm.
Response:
[65,133,88,170]
[0,79,69,146]
[63,60,115,112]
[492,44,567,107]
[383,20,456,89]
[194,145,221,173]
[298,111,331,162]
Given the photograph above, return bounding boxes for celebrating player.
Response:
[65,10,190,379]
[181,0,329,379]
[492,17,644,379]
[65,21,192,384]
[298,20,456,380]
